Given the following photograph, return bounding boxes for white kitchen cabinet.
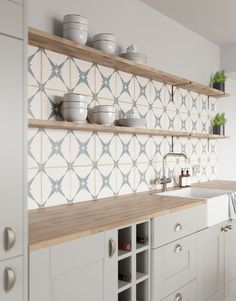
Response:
[152,234,197,300]
[197,223,225,301]
[0,33,24,262]
[225,220,236,301]
[0,0,23,38]
[161,280,197,301]
[0,256,24,301]
[30,233,106,301]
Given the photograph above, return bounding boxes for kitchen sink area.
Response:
[156,187,231,227]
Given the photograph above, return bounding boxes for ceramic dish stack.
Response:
[63,14,88,45]
[118,108,146,127]
[120,44,147,64]
[93,33,116,54]
[63,93,88,123]
[93,105,116,125]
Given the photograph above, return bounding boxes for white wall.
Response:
[221,44,236,73]
[28,0,220,85]
[217,78,236,180]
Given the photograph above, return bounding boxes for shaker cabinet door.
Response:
[0,34,24,261]
[197,224,224,301]
[225,220,236,301]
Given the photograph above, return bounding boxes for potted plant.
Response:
[211,70,227,92]
[212,113,227,135]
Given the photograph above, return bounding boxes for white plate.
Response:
[119,52,147,64]
[118,118,146,127]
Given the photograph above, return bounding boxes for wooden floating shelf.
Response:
[28,27,230,98]
[28,119,230,140]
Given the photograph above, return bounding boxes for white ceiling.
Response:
[141,0,236,46]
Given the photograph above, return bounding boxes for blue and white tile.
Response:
[28,128,42,168]
[177,88,189,114]
[116,101,134,120]
[95,165,117,198]
[71,166,95,202]
[149,136,168,162]
[208,161,217,181]
[41,89,64,120]
[188,92,199,116]
[28,45,41,87]
[149,107,166,130]
[174,137,190,157]
[116,164,135,195]
[209,97,217,116]
[208,140,217,165]
[188,139,201,161]
[95,132,117,165]
[28,86,42,119]
[42,49,70,91]
[134,135,150,164]
[42,129,71,167]
[136,105,151,128]
[150,81,166,108]
[70,58,95,96]
[71,130,95,166]
[149,162,163,190]
[188,113,198,133]
[179,112,190,132]
[116,71,135,103]
[198,114,210,134]
[198,95,208,116]
[134,163,150,192]
[28,168,42,209]
[41,167,71,207]
[95,65,116,99]
[165,110,181,131]
[116,134,135,164]
[135,76,151,107]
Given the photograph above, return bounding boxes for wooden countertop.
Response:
[28,180,236,251]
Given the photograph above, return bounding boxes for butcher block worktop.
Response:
[28,180,236,251]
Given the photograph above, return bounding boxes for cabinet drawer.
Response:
[0,256,24,301]
[50,232,105,276]
[151,234,197,300]
[0,0,23,38]
[152,205,206,248]
[162,280,197,301]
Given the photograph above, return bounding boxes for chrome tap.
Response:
[160,152,188,192]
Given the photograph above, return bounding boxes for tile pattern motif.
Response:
[28,46,218,208]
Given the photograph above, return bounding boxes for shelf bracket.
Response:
[171,86,174,102]
[171,136,174,152]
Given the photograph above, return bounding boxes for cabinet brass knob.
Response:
[109,239,116,257]
[175,293,182,301]
[175,244,183,253]
[174,223,183,232]
[221,226,228,232]
[4,267,16,292]
[226,225,232,230]
[4,227,16,251]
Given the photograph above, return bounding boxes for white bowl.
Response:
[93,105,115,113]
[63,28,88,45]
[93,40,116,54]
[93,33,116,42]
[63,102,88,109]
[119,52,147,64]
[64,93,87,103]
[93,111,115,125]
[63,22,88,31]
[63,14,88,25]
[63,107,88,122]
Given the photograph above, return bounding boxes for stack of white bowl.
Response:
[63,93,88,123]
[93,105,116,125]
[63,14,88,45]
[93,33,116,54]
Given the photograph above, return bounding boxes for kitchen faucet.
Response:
[160,152,188,192]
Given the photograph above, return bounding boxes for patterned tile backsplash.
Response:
[28,46,218,209]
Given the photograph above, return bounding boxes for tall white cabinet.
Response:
[0,0,27,300]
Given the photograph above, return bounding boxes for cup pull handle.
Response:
[109,239,116,257]
[4,267,16,292]
[4,227,16,251]
[175,223,183,232]
[175,293,182,301]
[175,244,183,253]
